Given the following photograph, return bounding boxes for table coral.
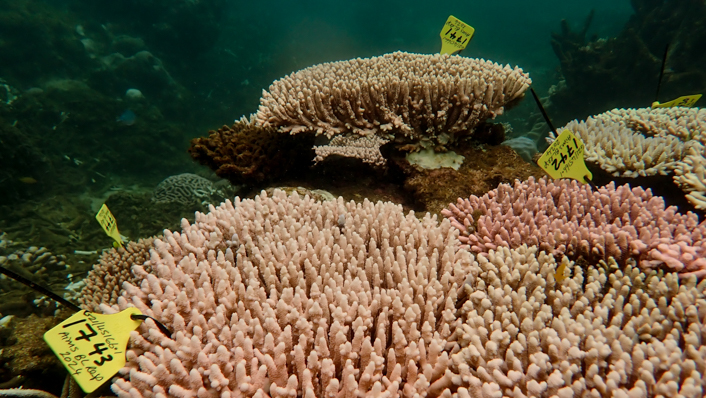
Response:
[108,189,475,397]
[455,244,706,397]
[255,51,531,164]
[81,189,706,398]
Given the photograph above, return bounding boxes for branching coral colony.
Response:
[78,189,706,398]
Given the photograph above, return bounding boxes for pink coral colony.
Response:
[442,177,706,279]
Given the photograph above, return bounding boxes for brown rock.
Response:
[397,144,546,216]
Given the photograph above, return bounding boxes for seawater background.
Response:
[202,0,633,120]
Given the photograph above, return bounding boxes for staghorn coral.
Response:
[442,177,706,278]
[454,244,706,398]
[188,117,314,185]
[255,52,531,163]
[78,237,156,312]
[107,189,477,397]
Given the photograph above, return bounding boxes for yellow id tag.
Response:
[44,308,143,393]
[95,204,123,247]
[440,15,474,55]
[538,129,593,184]
[652,94,702,108]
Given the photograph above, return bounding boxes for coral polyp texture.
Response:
[254,51,531,164]
[0,245,68,294]
[458,245,706,398]
[313,134,390,166]
[442,177,706,278]
[548,107,706,209]
[675,142,706,210]
[78,237,156,312]
[92,190,706,398]
[108,189,477,397]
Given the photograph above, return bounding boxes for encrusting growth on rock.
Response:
[188,117,314,184]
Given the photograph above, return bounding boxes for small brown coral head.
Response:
[188,117,314,184]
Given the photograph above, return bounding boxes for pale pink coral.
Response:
[441,177,706,278]
[93,189,706,398]
[108,189,476,398]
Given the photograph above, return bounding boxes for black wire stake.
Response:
[655,43,670,104]
[530,87,599,191]
[0,265,81,312]
[584,174,599,191]
[0,264,174,339]
[530,87,558,135]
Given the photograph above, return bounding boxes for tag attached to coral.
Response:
[554,259,568,283]
[43,308,143,393]
[651,94,701,108]
[538,129,593,184]
[440,15,474,55]
[95,204,124,248]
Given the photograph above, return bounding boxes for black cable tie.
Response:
[131,314,173,339]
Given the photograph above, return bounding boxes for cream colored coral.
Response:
[313,135,389,166]
[455,244,706,398]
[675,142,706,209]
[554,117,686,177]
[549,107,706,208]
[255,52,531,151]
[595,107,706,142]
[109,190,476,398]
[549,107,706,177]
